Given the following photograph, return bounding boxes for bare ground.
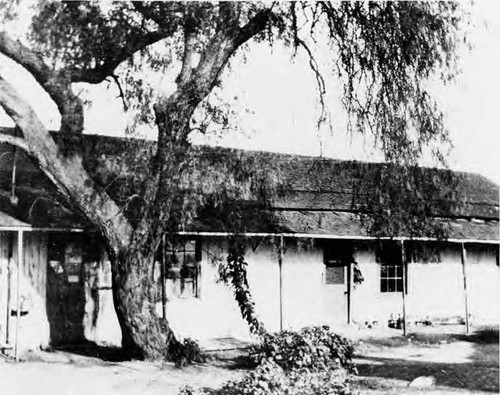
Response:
[351,326,499,394]
[0,325,498,395]
[0,350,246,395]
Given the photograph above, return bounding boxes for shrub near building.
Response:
[180,326,355,395]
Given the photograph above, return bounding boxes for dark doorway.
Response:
[46,233,86,345]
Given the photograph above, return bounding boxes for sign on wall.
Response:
[65,242,82,284]
[325,266,345,284]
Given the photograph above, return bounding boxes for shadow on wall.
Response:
[45,232,117,346]
[45,233,122,348]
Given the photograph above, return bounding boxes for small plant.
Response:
[250,325,356,373]
[216,360,287,395]
[178,385,198,395]
[169,337,207,368]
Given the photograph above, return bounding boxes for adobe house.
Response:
[0,131,498,352]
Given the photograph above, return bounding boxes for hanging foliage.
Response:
[218,235,266,337]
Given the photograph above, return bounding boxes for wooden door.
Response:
[46,234,85,345]
[324,263,348,324]
[324,241,354,325]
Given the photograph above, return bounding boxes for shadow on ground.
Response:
[356,356,499,393]
[50,340,131,362]
[355,327,499,393]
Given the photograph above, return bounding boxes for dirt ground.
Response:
[351,326,499,394]
[0,325,498,395]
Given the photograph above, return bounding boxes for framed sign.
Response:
[325,266,345,285]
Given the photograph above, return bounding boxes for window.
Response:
[376,242,406,293]
[157,238,200,299]
[380,264,403,293]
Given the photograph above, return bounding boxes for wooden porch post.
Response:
[161,234,167,320]
[400,240,407,336]
[5,233,13,345]
[14,230,23,360]
[278,235,284,331]
[460,242,470,335]
[347,261,352,324]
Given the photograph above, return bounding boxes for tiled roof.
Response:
[0,130,498,241]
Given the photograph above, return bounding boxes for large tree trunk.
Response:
[108,98,195,359]
[111,246,175,359]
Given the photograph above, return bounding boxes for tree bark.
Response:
[110,95,195,359]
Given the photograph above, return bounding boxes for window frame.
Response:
[380,263,404,293]
[158,237,201,300]
[376,242,407,294]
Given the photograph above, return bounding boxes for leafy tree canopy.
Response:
[3,1,463,162]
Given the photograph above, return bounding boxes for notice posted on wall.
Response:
[325,266,344,285]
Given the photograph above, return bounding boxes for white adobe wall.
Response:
[351,244,404,325]
[465,245,499,325]
[352,243,499,326]
[280,242,348,331]
[164,238,255,346]
[406,245,465,323]
[1,232,51,352]
[0,232,9,343]
[165,239,350,345]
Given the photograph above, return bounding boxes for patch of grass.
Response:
[470,343,499,366]
[359,333,448,348]
[359,336,410,348]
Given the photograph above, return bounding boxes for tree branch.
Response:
[70,30,176,84]
[0,23,177,131]
[236,8,273,46]
[110,74,128,111]
[0,31,84,134]
[176,7,199,86]
[0,73,132,252]
[295,37,328,128]
[188,7,272,102]
[0,132,29,151]
[131,1,184,27]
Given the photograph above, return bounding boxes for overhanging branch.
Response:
[0,31,84,133]
[70,30,177,84]
[0,73,132,251]
[0,133,29,152]
[189,6,273,101]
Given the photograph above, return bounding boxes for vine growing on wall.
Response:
[218,235,267,337]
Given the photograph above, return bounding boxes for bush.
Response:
[250,326,356,373]
[169,337,207,368]
[181,359,351,395]
[178,326,355,395]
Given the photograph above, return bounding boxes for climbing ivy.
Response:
[218,235,267,337]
